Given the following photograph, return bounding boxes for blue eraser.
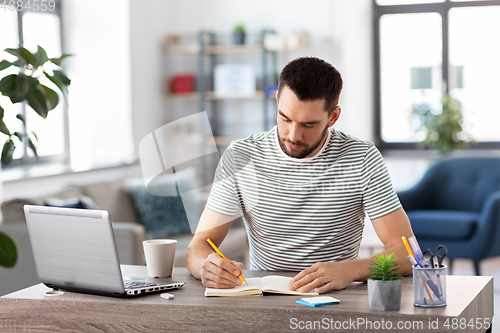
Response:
[296,297,340,307]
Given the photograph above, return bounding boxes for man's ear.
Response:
[275,91,279,107]
[329,106,341,127]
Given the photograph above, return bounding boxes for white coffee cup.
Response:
[143,239,177,278]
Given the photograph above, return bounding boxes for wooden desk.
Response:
[0,266,493,332]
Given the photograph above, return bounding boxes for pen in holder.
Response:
[413,264,447,307]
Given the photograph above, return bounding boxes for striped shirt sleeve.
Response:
[362,144,402,220]
[206,144,240,216]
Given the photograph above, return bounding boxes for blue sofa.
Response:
[397,157,500,275]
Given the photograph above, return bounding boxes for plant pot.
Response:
[233,32,245,45]
[368,279,402,311]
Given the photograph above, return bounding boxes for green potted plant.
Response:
[368,253,404,311]
[232,24,246,45]
[0,45,71,268]
[411,95,472,153]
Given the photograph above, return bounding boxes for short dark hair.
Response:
[277,57,343,114]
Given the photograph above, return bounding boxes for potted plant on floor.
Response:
[0,45,71,268]
[368,253,404,311]
[411,95,473,153]
[0,232,16,268]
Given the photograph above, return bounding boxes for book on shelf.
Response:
[205,275,319,297]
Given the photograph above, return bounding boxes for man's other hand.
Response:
[288,261,353,294]
[200,252,245,289]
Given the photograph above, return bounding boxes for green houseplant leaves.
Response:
[412,95,472,153]
[0,232,17,268]
[369,253,403,281]
[0,45,71,268]
[0,45,72,164]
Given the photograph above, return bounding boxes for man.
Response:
[187,57,414,294]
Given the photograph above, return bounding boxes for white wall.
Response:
[129,0,174,152]
[331,0,374,141]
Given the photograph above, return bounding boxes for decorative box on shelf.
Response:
[170,74,195,94]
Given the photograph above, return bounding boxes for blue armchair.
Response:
[397,157,500,275]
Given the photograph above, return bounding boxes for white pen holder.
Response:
[413,265,447,307]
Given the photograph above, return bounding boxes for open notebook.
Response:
[205,275,319,297]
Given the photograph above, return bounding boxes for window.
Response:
[374,0,500,149]
[0,1,67,167]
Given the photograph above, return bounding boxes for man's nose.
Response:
[289,123,302,143]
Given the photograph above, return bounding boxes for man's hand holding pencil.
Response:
[199,239,246,289]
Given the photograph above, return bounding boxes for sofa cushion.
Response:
[125,168,199,239]
[408,210,479,240]
[79,180,138,223]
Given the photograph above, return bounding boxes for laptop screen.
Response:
[24,205,125,294]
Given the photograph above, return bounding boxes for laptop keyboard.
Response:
[123,280,157,290]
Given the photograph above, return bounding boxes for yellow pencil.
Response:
[402,236,433,302]
[207,239,247,285]
[402,236,415,258]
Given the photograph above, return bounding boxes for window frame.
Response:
[2,0,69,168]
[373,0,500,150]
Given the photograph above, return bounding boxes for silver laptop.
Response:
[24,205,184,297]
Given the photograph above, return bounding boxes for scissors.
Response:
[423,245,447,268]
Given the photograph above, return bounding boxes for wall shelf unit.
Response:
[165,30,306,139]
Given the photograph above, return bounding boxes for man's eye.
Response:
[305,124,315,128]
[281,117,291,122]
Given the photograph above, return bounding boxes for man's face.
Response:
[276,87,340,159]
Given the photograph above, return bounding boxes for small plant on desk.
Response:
[368,253,403,311]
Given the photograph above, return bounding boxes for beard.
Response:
[277,124,329,159]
